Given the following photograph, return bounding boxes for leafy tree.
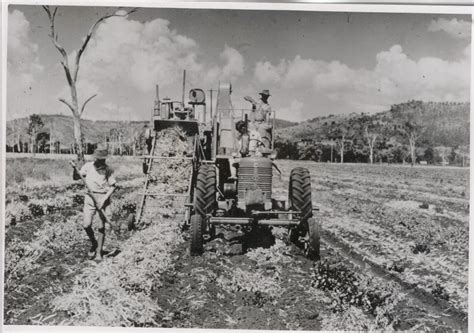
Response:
[394,106,424,167]
[434,146,451,165]
[454,146,470,167]
[328,123,357,164]
[37,131,50,153]
[298,143,322,161]
[27,114,44,154]
[423,147,434,164]
[361,119,387,164]
[274,138,299,159]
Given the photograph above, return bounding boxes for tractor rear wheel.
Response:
[194,164,216,217]
[289,167,316,257]
[306,217,320,260]
[190,214,204,255]
[289,167,312,223]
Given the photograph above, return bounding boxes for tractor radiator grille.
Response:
[237,158,273,201]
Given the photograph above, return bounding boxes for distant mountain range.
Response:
[277,101,470,148]
[5,114,298,148]
[6,101,469,150]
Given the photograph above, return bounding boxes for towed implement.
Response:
[133,82,207,228]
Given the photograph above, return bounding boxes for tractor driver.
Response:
[244,89,273,150]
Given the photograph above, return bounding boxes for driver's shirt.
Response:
[253,101,272,123]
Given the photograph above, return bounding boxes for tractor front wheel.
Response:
[190,214,204,255]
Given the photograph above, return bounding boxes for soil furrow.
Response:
[321,229,468,331]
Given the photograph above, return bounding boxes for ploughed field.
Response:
[3,155,469,331]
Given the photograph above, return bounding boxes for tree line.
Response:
[275,101,470,167]
[6,114,149,156]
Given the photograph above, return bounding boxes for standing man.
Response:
[244,89,273,150]
[73,144,117,261]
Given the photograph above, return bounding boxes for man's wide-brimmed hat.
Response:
[259,89,271,96]
[93,144,108,159]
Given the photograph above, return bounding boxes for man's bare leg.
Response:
[84,226,98,257]
[96,227,105,260]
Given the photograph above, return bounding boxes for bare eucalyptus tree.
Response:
[42,6,137,162]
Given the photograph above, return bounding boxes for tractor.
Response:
[189,83,320,259]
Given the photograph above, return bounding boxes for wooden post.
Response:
[153,84,159,120]
[50,126,53,154]
[209,89,213,120]
[182,70,186,105]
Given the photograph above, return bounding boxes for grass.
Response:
[5,158,72,189]
[6,156,142,189]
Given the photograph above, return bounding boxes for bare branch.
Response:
[52,7,58,21]
[73,7,138,82]
[80,94,98,116]
[43,6,70,69]
[60,61,74,87]
[59,98,75,113]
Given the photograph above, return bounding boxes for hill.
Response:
[6,114,297,153]
[276,101,470,147]
[275,101,470,164]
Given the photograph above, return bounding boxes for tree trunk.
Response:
[409,139,416,167]
[340,143,344,164]
[50,127,53,154]
[16,124,21,153]
[72,115,84,162]
[31,134,35,155]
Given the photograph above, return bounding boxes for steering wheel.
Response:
[249,138,266,147]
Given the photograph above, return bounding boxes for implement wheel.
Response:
[190,214,204,255]
[307,217,320,260]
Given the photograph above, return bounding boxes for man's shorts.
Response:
[82,193,112,229]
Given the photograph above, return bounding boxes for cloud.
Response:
[254,59,285,85]
[79,16,202,94]
[220,45,245,78]
[279,100,304,122]
[91,102,139,121]
[204,45,245,84]
[7,10,44,119]
[254,56,328,89]
[80,16,244,96]
[254,44,470,116]
[428,18,471,39]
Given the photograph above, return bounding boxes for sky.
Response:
[7,4,472,122]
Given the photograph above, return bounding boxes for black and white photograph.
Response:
[2,1,472,331]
